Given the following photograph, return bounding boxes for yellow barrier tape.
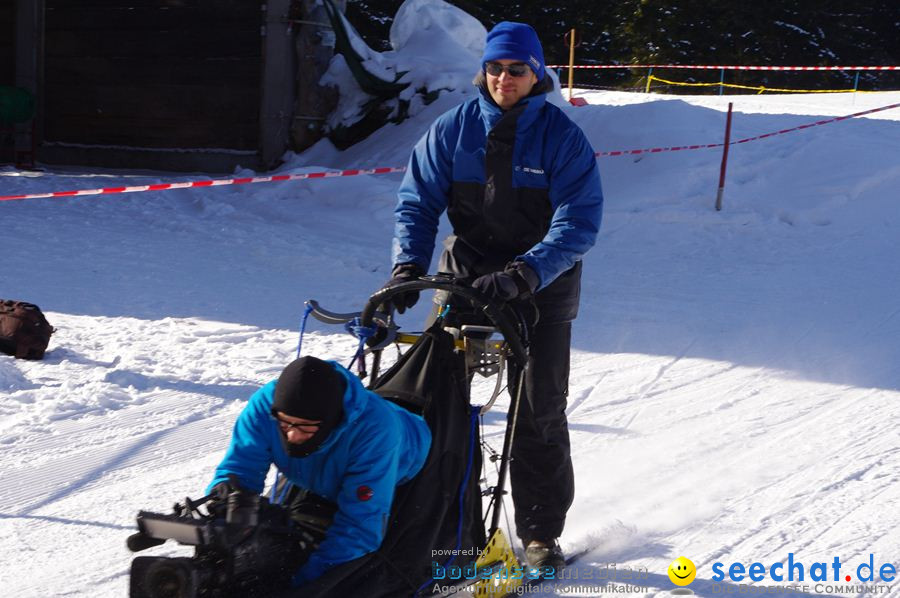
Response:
[647,75,865,94]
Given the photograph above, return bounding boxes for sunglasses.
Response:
[485,62,532,78]
[271,411,321,433]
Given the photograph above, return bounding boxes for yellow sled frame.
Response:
[472,528,524,597]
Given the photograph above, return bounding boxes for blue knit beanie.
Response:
[482,22,545,81]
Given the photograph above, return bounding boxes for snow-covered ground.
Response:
[2,6,900,598]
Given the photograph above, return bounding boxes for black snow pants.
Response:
[506,318,574,544]
[429,238,580,544]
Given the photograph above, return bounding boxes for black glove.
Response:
[382,263,425,314]
[207,475,242,518]
[471,262,539,303]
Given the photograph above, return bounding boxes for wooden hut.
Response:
[4,0,338,172]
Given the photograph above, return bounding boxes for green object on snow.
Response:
[0,87,35,124]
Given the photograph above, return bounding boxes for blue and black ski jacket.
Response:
[393,83,604,303]
[207,362,431,587]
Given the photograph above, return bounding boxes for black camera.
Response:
[128,481,325,598]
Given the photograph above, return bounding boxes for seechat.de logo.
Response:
[711,553,897,584]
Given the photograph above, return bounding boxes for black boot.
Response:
[525,539,565,572]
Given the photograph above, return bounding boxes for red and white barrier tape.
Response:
[0,166,406,202]
[549,64,900,71]
[595,101,900,156]
[2,103,898,203]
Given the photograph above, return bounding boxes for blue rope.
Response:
[296,303,314,359]
[269,475,278,502]
[415,406,481,595]
[348,337,366,370]
[276,478,294,505]
[344,317,376,370]
[344,317,376,340]
[269,472,294,505]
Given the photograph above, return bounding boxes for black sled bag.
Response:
[0,299,54,360]
[296,323,486,598]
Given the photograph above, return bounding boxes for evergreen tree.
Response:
[343,0,900,92]
[612,0,900,91]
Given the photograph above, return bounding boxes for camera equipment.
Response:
[128,481,326,598]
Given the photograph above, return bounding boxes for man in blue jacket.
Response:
[384,21,603,570]
[207,355,431,587]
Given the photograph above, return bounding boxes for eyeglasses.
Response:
[271,412,321,434]
[485,62,531,78]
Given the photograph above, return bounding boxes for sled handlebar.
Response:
[361,275,529,367]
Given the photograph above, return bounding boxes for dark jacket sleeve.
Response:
[391,109,459,270]
[518,122,604,289]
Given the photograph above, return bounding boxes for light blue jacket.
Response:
[207,362,431,586]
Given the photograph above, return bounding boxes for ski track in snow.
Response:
[3,83,900,597]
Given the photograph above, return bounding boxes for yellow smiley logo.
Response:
[668,556,697,586]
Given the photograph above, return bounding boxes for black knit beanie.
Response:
[272,356,345,457]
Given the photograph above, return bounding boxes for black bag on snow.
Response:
[294,323,485,598]
[0,299,54,360]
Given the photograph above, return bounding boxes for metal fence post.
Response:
[715,102,734,211]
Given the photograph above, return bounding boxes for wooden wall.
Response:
[0,0,13,86]
[43,0,262,150]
